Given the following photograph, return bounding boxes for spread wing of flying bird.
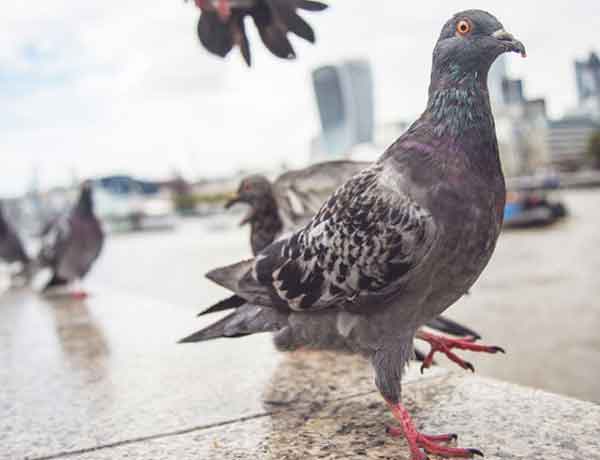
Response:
[192,0,328,66]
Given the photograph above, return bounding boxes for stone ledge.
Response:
[32,363,600,460]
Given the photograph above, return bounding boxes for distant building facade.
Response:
[546,117,600,169]
[545,51,600,170]
[489,56,551,176]
[311,59,374,160]
[574,52,600,120]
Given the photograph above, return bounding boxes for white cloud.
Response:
[1,0,599,196]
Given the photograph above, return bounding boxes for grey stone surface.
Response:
[33,367,600,460]
[2,190,600,459]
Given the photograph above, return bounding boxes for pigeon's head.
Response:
[77,180,95,215]
[225,175,273,226]
[433,10,525,79]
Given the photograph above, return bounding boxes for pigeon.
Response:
[0,202,31,281]
[191,0,328,66]
[38,181,105,298]
[181,10,525,459]
[221,162,487,368]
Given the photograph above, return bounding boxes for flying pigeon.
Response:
[38,181,105,298]
[191,0,328,66]
[222,162,487,368]
[0,202,31,282]
[181,10,525,459]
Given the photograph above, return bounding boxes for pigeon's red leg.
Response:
[386,401,482,460]
[71,291,88,300]
[416,329,505,373]
[70,279,89,300]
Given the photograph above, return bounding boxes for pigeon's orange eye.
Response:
[243,184,251,192]
[456,20,471,36]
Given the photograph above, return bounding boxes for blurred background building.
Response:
[310,59,375,160]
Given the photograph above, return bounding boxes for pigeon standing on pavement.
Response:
[191,0,328,65]
[181,10,525,459]
[38,181,105,298]
[221,162,491,368]
[0,202,31,282]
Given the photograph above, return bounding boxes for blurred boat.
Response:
[503,191,567,229]
[94,176,177,233]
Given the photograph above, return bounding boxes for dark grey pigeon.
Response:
[0,202,31,281]
[191,0,328,66]
[219,162,487,368]
[181,10,525,459]
[38,181,104,298]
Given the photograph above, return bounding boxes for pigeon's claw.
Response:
[387,402,483,460]
[416,330,505,373]
[71,290,89,300]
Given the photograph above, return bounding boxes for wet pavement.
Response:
[1,189,600,459]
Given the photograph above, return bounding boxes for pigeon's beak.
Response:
[492,29,527,58]
[224,194,255,226]
[224,194,241,209]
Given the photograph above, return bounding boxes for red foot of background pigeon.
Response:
[71,291,89,300]
[387,402,483,460]
[416,330,505,374]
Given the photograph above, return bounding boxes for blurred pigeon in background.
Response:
[0,202,31,284]
[191,0,328,65]
[221,161,487,369]
[38,181,104,298]
[181,9,525,459]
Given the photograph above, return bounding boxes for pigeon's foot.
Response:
[193,0,230,20]
[71,290,89,300]
[416,330,505,373]
[386,401,483,460]
[216,0,231,20]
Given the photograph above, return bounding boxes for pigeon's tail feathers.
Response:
[414,347,426,362]
[298,1,328,11]
[179,304,288,344]
[205,259,272,305]
[426,315,481,340]
[205,259,254,291]
[197,294,247,317]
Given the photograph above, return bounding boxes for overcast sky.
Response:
[2,1,599,196]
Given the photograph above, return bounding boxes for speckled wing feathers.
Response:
[251,163,437,313]
[273,160,372,232]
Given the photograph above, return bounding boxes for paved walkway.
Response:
[1,290,599,460]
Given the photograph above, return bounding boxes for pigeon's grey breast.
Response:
[386,134,505,322]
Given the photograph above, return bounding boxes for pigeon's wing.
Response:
[197,10,234,58]
[207,162,438,313]
[264,0,327,43]
[273,160,372,231]
[198,10,251,65]
[38,213,71,269]
[250,0,327,61]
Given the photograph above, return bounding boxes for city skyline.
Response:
[2,1,600,196]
